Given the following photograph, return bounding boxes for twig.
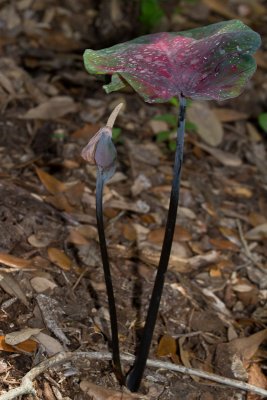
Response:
[1,351,267,400]
[236,219,264,270]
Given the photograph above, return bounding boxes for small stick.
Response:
[1,351,267,400]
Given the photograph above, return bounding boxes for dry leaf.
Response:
[44,193,73,212]
[157,334,177,357]
[0,335,37,353]
[47,248,72,271]
[71,122,101,139]
[187,101,224,146]
[67,229,89,245]
[31,276,57,293]
[0,272,29,307]
[196,142,242,167]
[247,364,267,400]
[28,233,52,248]
[213,108,248,122]
[224,185,253,198]
[219,227,241,246]
[22,96,78,120]
[209,238,239,251]
[80,381,145,400]
[149,119,168,134]
[5,328,42,346]
[245,223,267,240]
[215,329,267,380]
[0,252,32,269]
[35,167,66,195]
[187,251,220,270]
[148,225,192,243]
[255,50,267,70]
[231,329,267,361]
[179,337,199,382]
[33,331,64,356]
[202,0,239,19]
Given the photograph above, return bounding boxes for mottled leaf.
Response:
[84,20,261,103]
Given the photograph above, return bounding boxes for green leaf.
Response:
[258,113,267,133]
[185,120,197,132]
[168,140,176,151]
[140,0,164,31]
[156,131,171,142]
[154,113,177,127]
[112,127,122,141]
[168,97,179,107]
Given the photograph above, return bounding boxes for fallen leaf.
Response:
[5,328,42,346]
[0,335,37,353]
[71,122,101,139]
[33,331,64,356]
[224,185,253,198]
[196,142,242,167]
[157,334,177,357]
[255,50,267,70]
[31,276,57,293]
[187,101,224,146]
[67,229,89,245]
[149,119,169,134]
[187,251,220,270]
[0,252,32,269]
[80,381,145,399]
[44,193,73,212]
[219,226,241,246]
[213,108,248,122]
[28,233,52,248]
[35,167,66,195]
[245,223,267,240]
[247,363,267,400]
[179,336,199,382]
[209,238,239,251]
[148,225,192,243]
[22,96,78,120]
[0,272,29,307]
[202,0,239,19]
[47,248,72,271]
[242,329,267,358]
[246,122,262,142]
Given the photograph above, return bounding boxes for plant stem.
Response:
[127,95,186,392]
[95,171,124,384]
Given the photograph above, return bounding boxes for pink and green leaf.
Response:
[83,20,261,103]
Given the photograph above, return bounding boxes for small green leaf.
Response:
[140,0,164,31]
[169,97,179,107]
[154,113,177,127]
[156,131,171,142]
[185,120,197,132]
[258,113,267,133]
[112,127,122,141]
[168,140,176,151]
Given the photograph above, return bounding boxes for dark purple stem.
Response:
[126,95,186,392]
[96,171,124,384]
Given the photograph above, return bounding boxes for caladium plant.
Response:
[84,20,260,102]
[82,19,261,392]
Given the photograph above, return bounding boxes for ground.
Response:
[0,1,267,399]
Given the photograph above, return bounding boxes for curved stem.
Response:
[127,96,187,392]
[96,171,124,384]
